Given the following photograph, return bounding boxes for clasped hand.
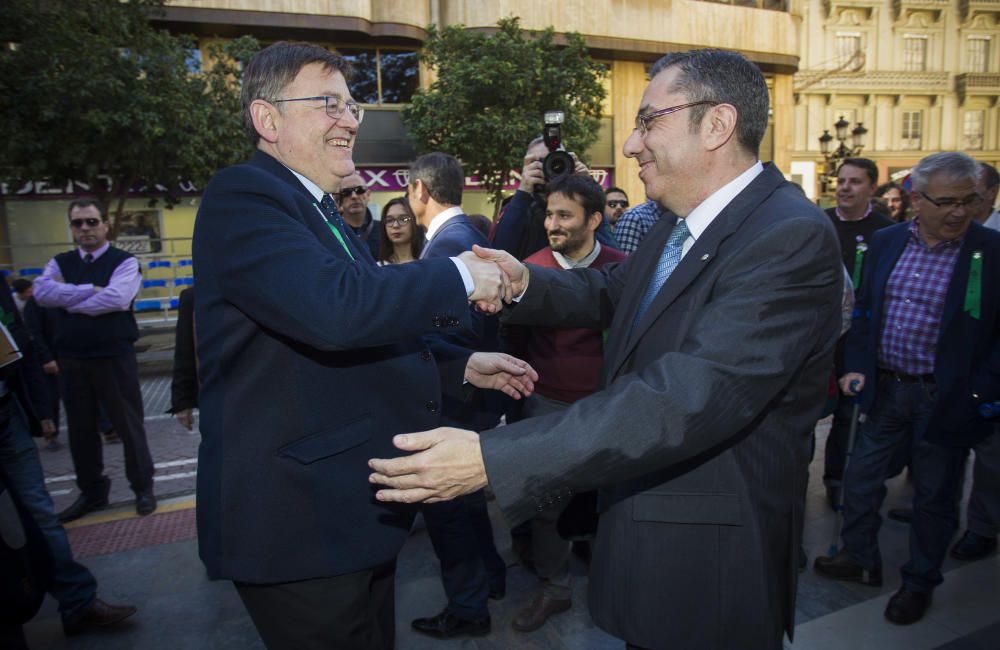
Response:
[458,245,529,314]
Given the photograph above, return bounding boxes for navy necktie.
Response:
[83,253,94,264]
[633,219,690,327]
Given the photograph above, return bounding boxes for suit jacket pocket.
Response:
[277,416,371,464]
[632,492,742,526]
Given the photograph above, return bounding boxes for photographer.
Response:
[491,136,619,260]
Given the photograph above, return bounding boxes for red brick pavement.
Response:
[67,506,197,559]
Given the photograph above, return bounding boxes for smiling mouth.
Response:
[328,138,351,148]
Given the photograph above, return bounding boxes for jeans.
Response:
[841,375,967,593]
[0,395,97,620]
[966,428,1000,538]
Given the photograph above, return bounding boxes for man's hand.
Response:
[369,428,487,504]
[839,373,865,396]
[570,152,589,175]
[457,250,510,311]
[175,408,194,431]
[471,245,528,314]
[42,361,58,375]
[465,352,538,400]
[517,152,546,194]
[41,419,56,436]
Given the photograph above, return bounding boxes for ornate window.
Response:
[835,33,862,68]
[966,37,990,73]
[903,35,927,72]
[963,111,985,150]
[901,111,923,150]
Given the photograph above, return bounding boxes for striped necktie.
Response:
[319,194,355,261]
[633,219,690,327]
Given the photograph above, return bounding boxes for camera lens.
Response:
[543,150,574,184]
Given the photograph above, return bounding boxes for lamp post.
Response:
[818,115,868,195]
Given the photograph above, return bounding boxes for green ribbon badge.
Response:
[852,243,867,289]
[964,250,982,319]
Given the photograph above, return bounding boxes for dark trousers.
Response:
[825,393,910,487]
[841,375,966,593]
[423,489,506,619]
[59,354,153,497]
[236,561,396,650]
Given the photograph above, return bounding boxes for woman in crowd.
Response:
[377,197,423,265]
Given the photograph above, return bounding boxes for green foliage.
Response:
[0,0,258,228]
[402,17,606,211]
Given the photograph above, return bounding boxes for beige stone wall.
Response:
[167,1,431,26]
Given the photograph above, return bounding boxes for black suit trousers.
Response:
[59,355,153,497]
[236,560,396,650]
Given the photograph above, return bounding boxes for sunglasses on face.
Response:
[70,218,102,228]
[607,200,628,208]
[339,186,368,199]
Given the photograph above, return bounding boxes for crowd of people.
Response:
[1,39,997,650]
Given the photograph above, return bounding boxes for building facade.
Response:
[791,0,1000,197]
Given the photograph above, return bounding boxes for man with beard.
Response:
[503,173,625,633]
[336,172,381,258]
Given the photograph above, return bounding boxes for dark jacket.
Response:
[843,221,1000,447]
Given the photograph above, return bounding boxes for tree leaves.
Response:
[401,17,606,212]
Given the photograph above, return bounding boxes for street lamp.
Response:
[818,115,868,195]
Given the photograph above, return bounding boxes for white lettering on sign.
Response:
[364,169,390,187]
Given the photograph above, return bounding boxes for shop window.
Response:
[339,48,418,105]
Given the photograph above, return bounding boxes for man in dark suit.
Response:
[371,48,844,650]
[193,42,535,649]
[814,152,1000,625]
[405,152,507,638]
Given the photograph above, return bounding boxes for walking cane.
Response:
[827,380,865,556]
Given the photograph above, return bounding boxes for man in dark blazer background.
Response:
[406,152,507,638]
[815,152,1000,625]
[371,48,844,649]
[193,42,536,649]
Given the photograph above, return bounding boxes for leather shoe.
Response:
[884,587,931,625]
[950,531,998,562]
[57,494,109,523]
[887,508,913,524]
[512,593,572,632]
[135,490,157,516]
[411,611,490,638]
[814,552,883,586]
[63,597,137,634]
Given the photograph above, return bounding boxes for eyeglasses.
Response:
[70,218,102,228]
[919,191,982,210]
[607,200,628,208]
[273,95,364,124]
[338,185,368,198]
[634,101,719,136]
[384,216,412,227]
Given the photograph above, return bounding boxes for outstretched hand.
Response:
[369,427,487,504]
[465,351,537,400]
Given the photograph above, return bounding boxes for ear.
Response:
[702,103,738,152]
[250,99,280,144]
[586,211,603,232]
[413,179,430,204]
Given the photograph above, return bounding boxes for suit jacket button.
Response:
[421,350,432,361]
[431,316,443,327]
[425,400,439,413]
[447,317,460,326]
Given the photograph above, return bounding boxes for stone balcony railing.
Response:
[794,69,950,93]
[956,72,1000,103]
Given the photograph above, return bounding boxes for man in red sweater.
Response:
[503,173,626,633]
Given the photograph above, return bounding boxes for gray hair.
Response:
[649,49,769,157]
[241,41,352,146]
[909,152,980,193]
[409,152,464,206]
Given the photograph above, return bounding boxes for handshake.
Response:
[459,245,529,314]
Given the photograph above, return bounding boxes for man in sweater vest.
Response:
[33,199,155,522]
[503,173,626,633]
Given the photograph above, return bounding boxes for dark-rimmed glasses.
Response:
[70,217,102,228]
[384,216,413,228]
[607,199,628,208]
[273,95,364,124]
[919,191,981,210]
[339,185,368,198]
[634,101,719,136]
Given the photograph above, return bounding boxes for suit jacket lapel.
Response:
[615,165,785,372]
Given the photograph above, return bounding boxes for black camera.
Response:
[535,110,575,193]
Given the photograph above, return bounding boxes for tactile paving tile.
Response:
[67,507,196,559]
